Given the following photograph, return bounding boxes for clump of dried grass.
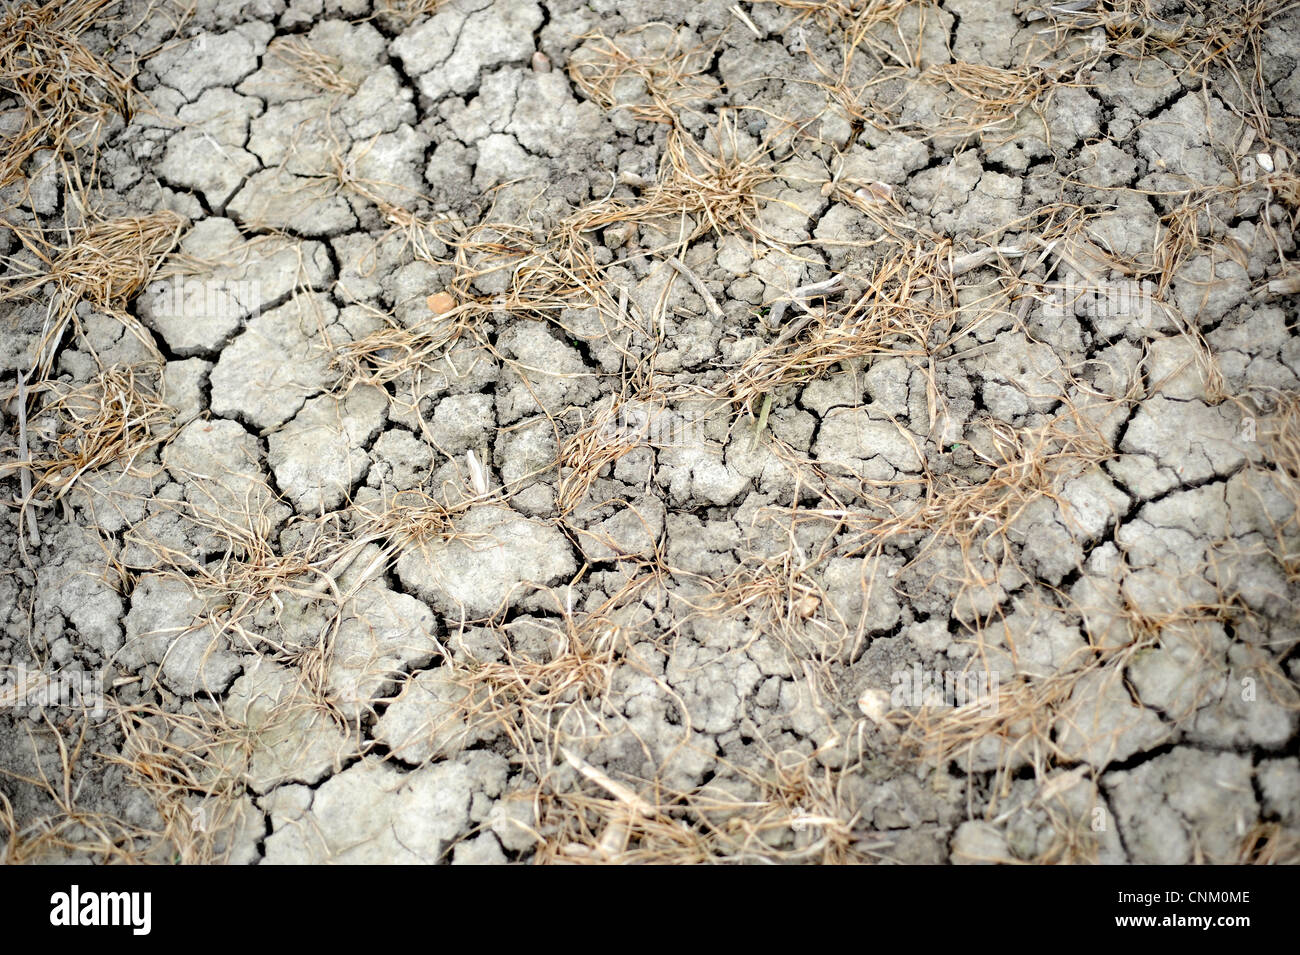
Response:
[332,307,474,389]
[446,576,655,854]
[464,619,625,750]
[904,650,1113,791]
[1240,821,1300,864]
[542,754,863,864]
[1144,159,1300,336]
[719,243,950,412]
[556,392,664,514]
[536,790,714,864]
[0,0,133,193]
[7,365,171,503]
[917,412,1110,552]
[1042,0,1276,73]
[1024,776,1114,865]
[688,531,850,661]
[269,36,357,96]
[450,216,609,321]
[349,486,474,557]
[923,62,1070,138]
[111,681,356,865]
[42,211,187,306]
[715,744,865,863]
[0,716,154,864]
[0,210,186,380]
[109,703,251,865]
[568,24,718,126]
[1237,390,1300,578]
[531,730,882,863]
[372,0,446,20]
[1259,390,1300,494]
[569,113,777,249]
[753,0,909,34]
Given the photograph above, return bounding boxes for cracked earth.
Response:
[1,0,1298,864]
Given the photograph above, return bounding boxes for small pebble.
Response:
[426,290,457,314]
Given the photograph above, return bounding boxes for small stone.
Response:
[857,688,892,726]
[426,290,457,314]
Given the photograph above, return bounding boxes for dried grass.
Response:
[718,242,948,411]
[1239,821,1300,864]
[372,0,447,21]
[3,364,172,503]
[568,113,778,249]
[568,24,718,126]
[556,393,663,514]
[0,0,133,193]
[268,36,357,96]
[0,210,186,379]
[0,715,154,864]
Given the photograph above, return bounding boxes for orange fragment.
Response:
[426,291,456,314]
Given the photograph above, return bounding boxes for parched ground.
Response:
[1,0,1298,864]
